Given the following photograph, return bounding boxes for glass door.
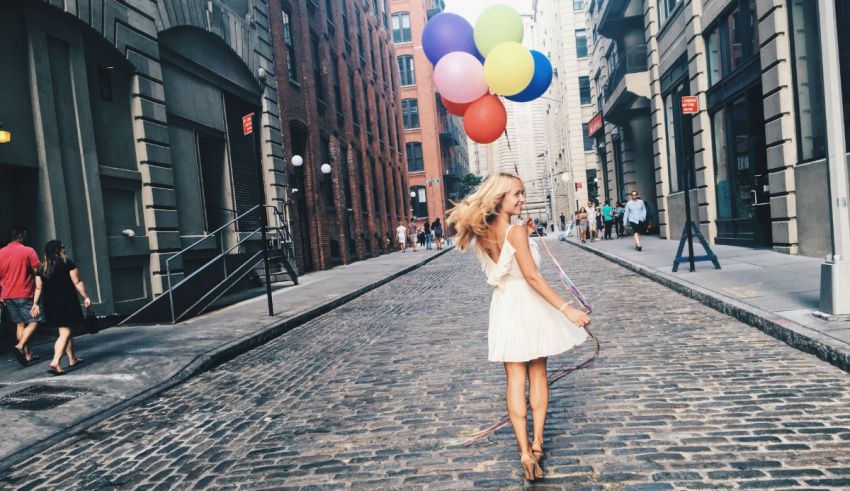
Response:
[712,85,771,246]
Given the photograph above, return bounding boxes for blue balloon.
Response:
[422,13,484,65]
[506,50,553,102]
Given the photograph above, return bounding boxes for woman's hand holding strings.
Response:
[563,306,591,328]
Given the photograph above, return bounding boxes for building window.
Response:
[341,0,350,43]
[579,76,591,105]
[356,10,365,64]
[573,0,585,10]
[658,0,683,25]
[363,80,373,140]
[401,98,420,129]
[310,33,326,107]
[575,29,588,59]
[392,12,412,43]
[97,66,113,101]
[411,185,427,218]
[282,9,298,82]
[839,1,850,148]
[369,29,377,74]
[406,142,424,172]
[397,55,416,86]
[331,53,342,118]
[663,88,696,192]
[706,0,759,87]
[787,0,826,162]
[320,135,335,209]
[349,70,360,126]
[582,123,594,151]
[325,0,335,30]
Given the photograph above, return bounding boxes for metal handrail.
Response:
[161,203,298,323]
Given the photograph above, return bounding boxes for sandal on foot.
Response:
[520,452,542,481]
[11,347,28,367]
[47,368,64,376]
[531,440,544,462]
[69,358,84,368]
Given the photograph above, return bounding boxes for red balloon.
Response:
[441,95,471,116]
[463,95,507,144]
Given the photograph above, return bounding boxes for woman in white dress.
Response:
[396,222,407,252]
[447,173,590,481]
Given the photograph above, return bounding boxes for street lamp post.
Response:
[815,0,850,320]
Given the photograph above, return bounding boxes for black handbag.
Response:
[84,307,100,335]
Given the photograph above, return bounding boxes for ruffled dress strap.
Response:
[481,224,516,290]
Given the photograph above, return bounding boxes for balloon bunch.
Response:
[422,4,554,144]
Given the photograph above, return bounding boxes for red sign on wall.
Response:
[681,96,699,114]
[587,112,603,137]
[575,182,583,190]
[242,112,255,135]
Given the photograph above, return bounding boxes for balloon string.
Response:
[445,236,598,448]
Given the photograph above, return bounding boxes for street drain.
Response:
[0,385,92,411]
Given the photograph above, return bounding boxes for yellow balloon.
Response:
[484,42,534,96]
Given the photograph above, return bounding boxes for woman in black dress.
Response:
[29,241,89,375]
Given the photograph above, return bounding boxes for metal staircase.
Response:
[120,205,297,325]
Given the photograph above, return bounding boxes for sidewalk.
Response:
[0,245,451,469]
[566,233,850,372]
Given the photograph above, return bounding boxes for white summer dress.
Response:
[475,224,588,362]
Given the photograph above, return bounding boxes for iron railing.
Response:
[602,44,649,103]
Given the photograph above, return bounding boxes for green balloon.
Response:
[474,4,524,57]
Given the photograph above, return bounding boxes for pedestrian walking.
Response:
[601,200,614,240]
[446,173,590,482]
[559,212,566,232]
[586,202,598,241]
[396,222,407,252]
[30,241,89,376]
[407,218,418,252]
[614,201,626,237]
[577,207,588,243]
[423,220,433,250]
[417,227,426,248]
[432,218,444,250]
[0,227,43,365]
[623,191,647,251]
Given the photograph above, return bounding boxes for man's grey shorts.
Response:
[2,298,44,324]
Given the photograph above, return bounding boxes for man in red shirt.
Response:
[0,227,43,366]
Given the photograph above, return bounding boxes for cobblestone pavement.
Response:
[2,241,850,490]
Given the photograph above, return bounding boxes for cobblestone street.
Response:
[2,241,850,490]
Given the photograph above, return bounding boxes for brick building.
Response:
[268,0,410,271]
[389,0,469,225]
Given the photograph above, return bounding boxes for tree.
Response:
[459,173,483,199]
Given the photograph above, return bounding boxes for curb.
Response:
[567,240,850,374]
[0,247,454,473]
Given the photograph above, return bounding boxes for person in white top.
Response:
[622,191,647,251]
[586,202,598,240]
[395,222,407,252]
[447,173,590,482]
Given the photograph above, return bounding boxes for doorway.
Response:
[712,84,772,247]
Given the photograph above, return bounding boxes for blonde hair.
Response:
[446,172,523,252]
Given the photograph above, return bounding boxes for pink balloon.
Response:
[433,52,488,104]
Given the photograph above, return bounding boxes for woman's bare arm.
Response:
[508,227,590,327]
[69,268,92,308]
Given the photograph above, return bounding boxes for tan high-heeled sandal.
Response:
[531,440,544,462]
[520,452,543,481]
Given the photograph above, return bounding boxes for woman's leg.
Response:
[527,357,549,446]
[504,362,531,455]
[65,336,79,364]
[51,327,71,371]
